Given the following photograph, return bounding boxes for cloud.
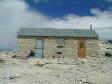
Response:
[0,0,112,50]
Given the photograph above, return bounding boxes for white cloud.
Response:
[0,0,112,50]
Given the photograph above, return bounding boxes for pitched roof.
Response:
[18,28,98,38]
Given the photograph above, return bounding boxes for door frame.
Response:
[78,40,86,58]
[34,39,44,58]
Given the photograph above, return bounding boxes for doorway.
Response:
[78,40,86,58]
[34,39,44,58]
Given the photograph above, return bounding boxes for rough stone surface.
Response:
[0,41,112,84]
[64,39,78,59]
[86,40,100,57]
[17,38,99,59]
[44,38,57,59]
[17,38,35,58]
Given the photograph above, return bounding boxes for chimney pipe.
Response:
[90,24,93,30]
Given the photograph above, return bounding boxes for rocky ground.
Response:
[0,41,112,84]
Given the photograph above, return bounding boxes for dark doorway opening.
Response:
[78,40,86,58]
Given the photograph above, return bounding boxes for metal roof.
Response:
[18,28,98,38]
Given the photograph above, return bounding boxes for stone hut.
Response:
[17,28,99,59]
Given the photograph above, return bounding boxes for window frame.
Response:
[56,38,65,48]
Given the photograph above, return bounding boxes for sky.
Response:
[25,0,112,17]
[0,0,112,51]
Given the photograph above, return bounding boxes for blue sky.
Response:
[25,0,112,18]
[0,0,112,51]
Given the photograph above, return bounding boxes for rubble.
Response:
[0,41,112,84]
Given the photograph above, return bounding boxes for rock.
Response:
[101,70,106,73]
[105,52,112,57]
[12,55,17,58]
[8,76,21,81]
[75,62,80,65]
[0,58,4,63]
[36,61,45,67]
[87,72,112,84]
[0,53,12,61]
[91,64,97,67]
[9,76,15,80]
[80,78,87,82]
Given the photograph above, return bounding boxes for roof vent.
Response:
[90,24,93,30]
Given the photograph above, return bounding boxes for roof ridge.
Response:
[18,28,98,38]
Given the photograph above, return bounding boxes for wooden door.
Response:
[78,40,86,58]
[34,40,43,58]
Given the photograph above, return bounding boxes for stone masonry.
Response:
[17,38,99,59]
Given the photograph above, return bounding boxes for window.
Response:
[56,38,64,58]
[56,38,64,48]
[57,46,63,48]
[56,52,62,55]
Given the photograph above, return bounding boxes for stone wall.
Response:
[86,40,100,57]
[17,37,99,59]
[64,39,78,59]
[17,38,35,58]
[43,39,78,59]
[43,38,57,59]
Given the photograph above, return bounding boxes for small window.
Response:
[56,52,62,54]
[57,46,63,48]
[56,38,64,48]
